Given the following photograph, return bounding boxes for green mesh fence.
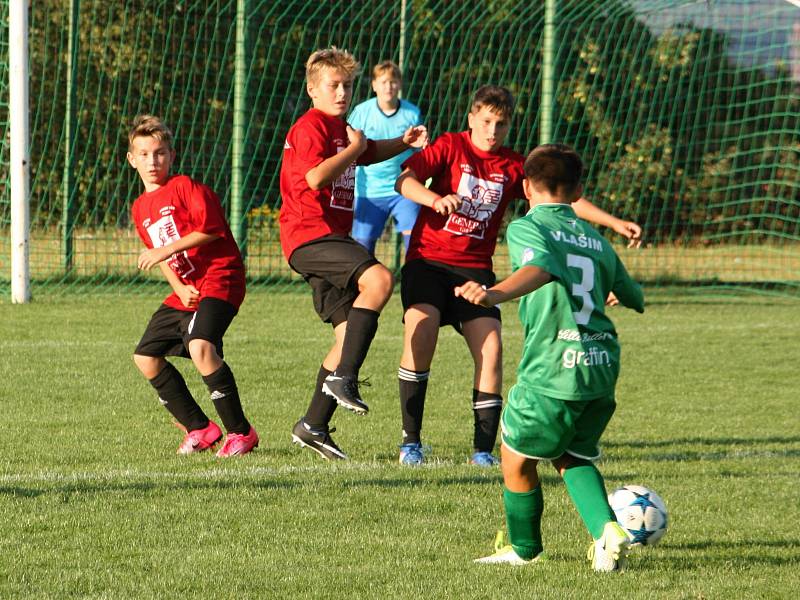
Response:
[1,0,798,298]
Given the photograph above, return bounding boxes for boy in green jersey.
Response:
[455,144,644,572]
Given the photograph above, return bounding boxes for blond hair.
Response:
[128,115,174,150]
[372,60,402,81]
[305,46,361,85]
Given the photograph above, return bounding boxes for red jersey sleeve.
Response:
[131,202,150,247]
[401,133,451,181]
[186,179,228,237]
[289,118,329,175]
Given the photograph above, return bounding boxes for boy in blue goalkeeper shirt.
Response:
[456,144,644,572]
[349,61,423,253]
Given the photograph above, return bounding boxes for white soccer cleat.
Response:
[474,531,542,565]
[588,521,631,572]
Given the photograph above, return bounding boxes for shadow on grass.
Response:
[0,478,297,499]
[654,539,800,568]
[604,435,800,461]
[606,435,800,449]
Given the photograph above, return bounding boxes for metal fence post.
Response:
[62,0,79,273]
[232,0,248,256]
[540,0,555,145]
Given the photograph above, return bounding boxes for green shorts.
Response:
[500,384,616,461]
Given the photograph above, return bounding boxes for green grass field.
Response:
[1,289,798,599]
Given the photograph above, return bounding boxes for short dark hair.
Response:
[470,85,514,118]
[523,144,583,198]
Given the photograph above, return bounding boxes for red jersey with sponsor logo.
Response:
[279,108,377,259]
[131,174,246,311]
[403,131,525,269]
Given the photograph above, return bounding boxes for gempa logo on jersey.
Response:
[444,172,503,239]
[145,214,196,278]
[330,143,355,211]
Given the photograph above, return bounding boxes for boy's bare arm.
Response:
[395,168,461,215]
[158,262,200,309]
[305,126,368,190]
[572,198,642,248]
[137,231,220,270]
[372,125,428,162]
[455,266,553,307]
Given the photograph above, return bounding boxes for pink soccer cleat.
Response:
[176,420,223,455]
[216,426,260,457]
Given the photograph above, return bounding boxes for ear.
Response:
[467,110,476,129]
[371,79,379,94]
[522,177,535,201]
[126,151,136,169]
[306,81,316,99]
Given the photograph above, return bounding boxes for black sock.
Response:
[335,307,379,378]
[149,362,208,431]
[399,367,429,445]
[202,362,250,435]
[473,389,503,453]
[304,365,335,430]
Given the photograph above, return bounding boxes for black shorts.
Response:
[400,258,501,330]
[134,297,237,359]
[289,234,380,326]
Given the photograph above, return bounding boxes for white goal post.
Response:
[8,0,30,303]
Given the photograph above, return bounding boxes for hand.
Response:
[431,193,462,216]
[611,219,642,248]
[346,126,368,153]
[454,281,494,307]
[137,246,171,270]
[403,125,428,149]
[605,291,619,306]
[177,284,200,309]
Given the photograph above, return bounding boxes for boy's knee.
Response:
[375,265,395,296]
[552,454,589,475]
[133,353,163,379]
[361,264,394,299]
[188,338,217,362]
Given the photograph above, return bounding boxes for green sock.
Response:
[562,463,615,539]
[503,486,544,560]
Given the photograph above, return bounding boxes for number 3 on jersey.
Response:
[567,253,595,325]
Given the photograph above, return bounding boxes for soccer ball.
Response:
[608,485,668,546]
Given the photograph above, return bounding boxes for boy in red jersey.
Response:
[129,115,258,457]
[394,86,640,466]
[280,47,427,460]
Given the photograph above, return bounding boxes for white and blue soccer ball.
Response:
[608,485,668,546]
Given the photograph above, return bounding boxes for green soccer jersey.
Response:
[505,203,644,400]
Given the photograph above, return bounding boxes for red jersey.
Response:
[131,174,246,311]
[403,131,525,269]
[279,108,377,259]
